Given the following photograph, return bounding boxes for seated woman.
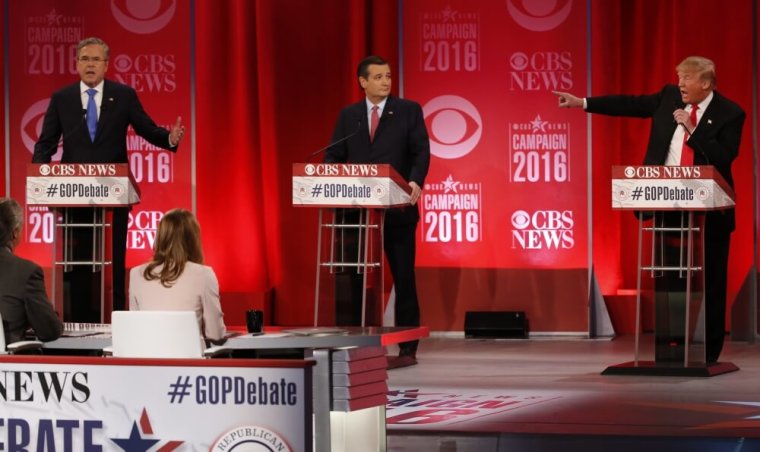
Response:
[129,208,226,342]
[0,198,63,344]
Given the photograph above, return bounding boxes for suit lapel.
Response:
[96,81,117,141]
[697,92,725,135]
[374,96,394,141]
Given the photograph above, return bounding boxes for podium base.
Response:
[601,360,739,377]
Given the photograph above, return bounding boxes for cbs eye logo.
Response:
[511,210,531,229]
[111,0,176,34]
[21,99,62,162]
[422,95,482,160]
[506,0,573,32]
[112,54,133,72]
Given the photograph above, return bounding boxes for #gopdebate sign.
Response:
[611,165,735,210]
[26,163,141,207]
[0,359,308,450]
[292,163,411,208]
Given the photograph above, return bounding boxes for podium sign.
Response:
[26,163,140,207]
[292,163,411,208]
[611,165,735,211]
[604,165,738,377]
[293,163,412,328]
[26,163,140,323]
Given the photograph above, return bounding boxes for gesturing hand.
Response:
[169,116,185,146]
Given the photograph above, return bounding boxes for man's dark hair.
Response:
[0,198,23,249]
[357,55,388,80]
[77,37,110,60]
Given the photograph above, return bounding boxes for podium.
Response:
[26,163,140,323]
[603,165,739,376]
[293,163,411,327]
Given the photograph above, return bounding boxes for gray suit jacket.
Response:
[0,248,63,344]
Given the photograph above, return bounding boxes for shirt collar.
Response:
[80,80,104,94]
[694,91,713,111]
[365,97,388,113]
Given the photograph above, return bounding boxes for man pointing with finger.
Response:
[33,37,185,321]
[554,56,745,364]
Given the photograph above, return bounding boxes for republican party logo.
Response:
[422,95,482,160]
[506,0,572,32]
[111,0,176,34]
[211,425,292,451]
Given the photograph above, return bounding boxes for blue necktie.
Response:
[86,88,97,142]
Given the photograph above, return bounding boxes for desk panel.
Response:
[0,356,312,451]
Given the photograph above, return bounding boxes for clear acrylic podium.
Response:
[292,163,411,327]
[603,165,739,376]
[26,163,140,323]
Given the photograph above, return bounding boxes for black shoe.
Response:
[399,345,417,360]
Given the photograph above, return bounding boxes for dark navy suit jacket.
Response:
[32,79,176,163]
[587,84,745,232]
[0,248,63,344]
[325,96,431,225]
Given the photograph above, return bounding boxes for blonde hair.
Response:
[676,56,716,88]
[143,208,204,287]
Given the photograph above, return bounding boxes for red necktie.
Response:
[369,105,379,142]
[680,104,699,166]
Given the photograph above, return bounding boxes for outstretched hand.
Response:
[552,91,584,108]
[169,116,185,146]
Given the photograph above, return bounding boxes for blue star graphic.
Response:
[110,422,160,451]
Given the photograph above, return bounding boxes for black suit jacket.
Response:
[32,79,177,163]
[586,84,745,231]
[324,96,431,225]
[0,248,63,344]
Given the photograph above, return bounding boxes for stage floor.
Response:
[385,334,760,452]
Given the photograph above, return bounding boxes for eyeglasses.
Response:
[78,56,106,64]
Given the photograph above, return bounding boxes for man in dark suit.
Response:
[0,198,63,345]
[325,55,430,367]
[32,37,185,322]
[554,56,745,364]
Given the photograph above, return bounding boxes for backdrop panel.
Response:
[5,0,192,286]
[402,0,590,332]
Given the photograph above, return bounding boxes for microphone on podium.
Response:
[55,109,88,146]
[308,121,361,159]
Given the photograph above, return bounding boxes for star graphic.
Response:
[110,409,184,451]
[110,422,159,451]
[441,174,460,193]
[441,5,460,22]
[46,9,62,26]
[530,115,548,133]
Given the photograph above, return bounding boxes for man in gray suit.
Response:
[0,198,63,344]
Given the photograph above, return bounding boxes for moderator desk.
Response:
[43,325,429,451]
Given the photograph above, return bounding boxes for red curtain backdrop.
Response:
[194,0,399,325]
[1,0,755,330]
[589,0,754,319]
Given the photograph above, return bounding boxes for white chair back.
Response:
[0,311,7,354]
[111,310,204,358]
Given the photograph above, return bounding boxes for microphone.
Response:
[672,101,690,134]
[673,102,709,165]
[308,121,361,159]
[56,109,88,146]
